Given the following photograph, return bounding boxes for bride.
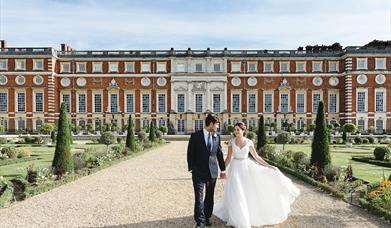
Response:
[213,122,300,228]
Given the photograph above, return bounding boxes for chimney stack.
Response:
[61,43,67,51]
[0,40,7,49]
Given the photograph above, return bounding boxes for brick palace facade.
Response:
[0,40,390,134]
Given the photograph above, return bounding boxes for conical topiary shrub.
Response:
[149,120,157,142]
[257,115,267,156]
[125,115,136,154]
[52,103,74,176]
[310,101,331,171]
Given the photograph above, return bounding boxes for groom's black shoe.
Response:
[205,220,212,227]
[195,224,205,228]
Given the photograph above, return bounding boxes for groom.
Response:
[187,114,226,228]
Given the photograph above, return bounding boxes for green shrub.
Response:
[17,148,31,158]
[354,137,362,144]
[0,138,7,144]
[159,126,168,135]
[111,144,125,157]
[374,147,390,161]
[26,164,38,184]
[367,136,375,144]
[246,131,255,140]
[73,153,87,171]
[323,164,340,181]
[276,131,291,153]
[137,131,147,142]
[100,132,117,146]
[293,151,308,165]
[1,147,19,159]
[156,130,163,139]
[362,138,369,144]
[117,137,124,144]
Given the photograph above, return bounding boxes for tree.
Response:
[51,130,56,143]
[39,123,56,135]
[310,101,331,170]
[257,116,267,154]
[125,115,136,154]
[100,132,117,152]
[149,120,157,142]
[276,132,291,153]
[52,103,74,176]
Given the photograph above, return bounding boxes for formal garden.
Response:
[0,103,167,208]
[219,102,391,221]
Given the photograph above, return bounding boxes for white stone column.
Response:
[223,81,228,111]
[206,82,210,111]
[187,82,192,112]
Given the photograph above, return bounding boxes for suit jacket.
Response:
[187,130,226,180]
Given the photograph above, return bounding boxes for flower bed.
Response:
[351,156,391,168]
[360,179,391,221]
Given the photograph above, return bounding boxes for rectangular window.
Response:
[33,59,44,70]
[35,92,43,112]
[357,58,367,70]
[329,93,337,113]
[264,94,273,113]
[176,63,185,72]
[109,62,118,72]
[232,94,240,113]
[0,60,7,70]
[142,94,150,112]
[248,94,256,113]
[94,94,102,113]
[280,62,289,72]
[177,119,185,132]
[213,63,221,72]
[213,94,221,113]
[313,62,322,72]
[195,120,203,131]
[375,58,386,70]
[248,63,257,72]
[126,94,134,113]
[0,93,7,112]
[329,62,338,72]
[376,119,384,132]
[17,92,25,112]
[62,94,70,112]
[158,94,166,113]
[280,94,289,112]
[357,91,366,112]
[357,119,365,131]
[157,63,166,72]
[312,94,321,112]
[77,63,86,72]
[15,59,26,70]
[375,91,385,112]
[125,62,134,72]
[78,94,86,113]
[231,62,241,72]
[195,63,203,72]
[195,94,203,112]
[141,63,150,72]
[61,62,70,73]
[296,62,305,72]
[93,63,102,72]
[142,119,150,129]
[264,63,273,72]
[297,119,305,130]
[110,94,118,113]
[177,94,185,112]
[296,94,305,113]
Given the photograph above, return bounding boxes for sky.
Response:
[0,0,390,50]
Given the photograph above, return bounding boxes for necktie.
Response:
[207,132,212,151]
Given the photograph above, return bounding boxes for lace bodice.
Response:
[229,138,253,159]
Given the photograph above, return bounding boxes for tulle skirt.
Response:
[213,158,300,228]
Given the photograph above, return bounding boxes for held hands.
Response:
[220,172,226,179]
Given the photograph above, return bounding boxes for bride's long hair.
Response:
[234,122,247,137]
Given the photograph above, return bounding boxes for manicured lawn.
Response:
[273,143,391,183]
[0,144,108,180]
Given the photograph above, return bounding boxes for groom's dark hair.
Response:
[205,114,219,126]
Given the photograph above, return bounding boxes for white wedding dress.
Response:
[213,138,300,228]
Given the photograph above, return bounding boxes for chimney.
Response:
[0,40,7,49]
[61,43,67,51]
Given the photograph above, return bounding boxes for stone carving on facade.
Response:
[296,78,306,85]
[125,79,134,85]
[174,84,188,91]
[192,82,206,91]
[92,79,102,85]
[278,78,291,90]
[107,78,119,89]
[264,78,274,84]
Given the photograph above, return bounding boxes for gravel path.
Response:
[0,141,389,228]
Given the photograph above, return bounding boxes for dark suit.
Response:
[187,130,226,225]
